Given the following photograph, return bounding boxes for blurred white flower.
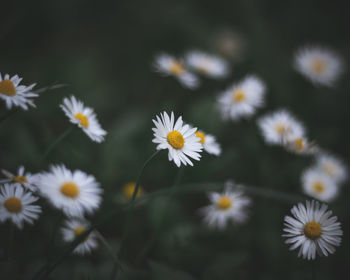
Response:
[60,95,107,143]
[195,129,221,156]
[0,73,37,110]
[294,46,343,86]
[152,111,202,167]
[153,53,199,89]
[1,166,38,192]
[283,200,342,260]
[0,184,41,229]
[283,137,319,155]
[37,164,102,217]
[218,75,266,120]
[315,153,347,184]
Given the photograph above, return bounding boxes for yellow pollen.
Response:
[13,175,28,183]
[60,182,80,198]
[294,138,304,151]
[195,131,206,144]
[311,58,326,74]
[74,226,86,236]
[4,197,22,213]
[216,196,232,210]
[276,124,288,135]
[232,89,246,102]
[0,79,16,96]
[74,113,89,128]
[122,182,143,200]
[167,130,185,149]
[170,61,185,76]
[312,181,325,194]
[304,221,322,240]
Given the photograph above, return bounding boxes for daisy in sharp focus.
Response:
[218,75,266,121]
[185,50,229,79]
[315,153,347,184]
[0,184,41,229]
[37,164,102,217]
[61,219,98,255]
[294,46,343,86]
[258,110,305,145]
[283,200,342,260]
[301,168,339,202]
[60,95,107,143]
[1,166,38,192]
[200,181,251,229]
[195,129,221,156]
[153,53,199,89]
[283,137,319,156]
[0,73,37,110]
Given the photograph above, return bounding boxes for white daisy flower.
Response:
[0,184,41,229]
[315,153,347,184]
[195,129,221,156]
[258,110,305,145]
[1,166,38,192]
[283,137,319,155]
[152,111,203,167]
[153,53,199,89]
[61,219,98,255]
[301,168,339,202]
[0,73,37,110]
[283,200,342,260]
[60,95,107,143]
[218,75,266,120]
[37,164,102,217]
[294,46,343,86]
[200,181,251,229]
[185,50,229,78]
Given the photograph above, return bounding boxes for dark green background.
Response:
[0,0,349,279]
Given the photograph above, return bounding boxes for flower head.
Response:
[315,153,347,184]
[283,200,342,260]
[60,95,107,143]
[0,184,41,229]
[195,129,221,156]
[1,166,38,192]
[122,182,143,200]
[283,137,319,155]
[0,73,37,110]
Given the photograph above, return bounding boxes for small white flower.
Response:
[37,164,103,217]
[61,219,98,255]
[218,75,266,120]
[195,129,221,156]
[1,166,38,192]
[152,111,203,167]
[301,168,339,202]
[0,184,41,229]
[283,137,319,155]
[0,73,37,110]
[185,50,229,78]
[315,153,347,184]
[294,46,343,86]
[200,181,251,229]
[153,53,199,89]
[60,95,107,143]
[258,110,305,145]
[283,200,342,260]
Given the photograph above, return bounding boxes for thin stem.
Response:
[6,223,15,260]
[312,260,316,280]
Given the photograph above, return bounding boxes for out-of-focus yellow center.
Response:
[323,164,335,177]
[0,79,16,96]
[74,113,89,128]
[122,182,143,200]
[312,181,325,194]
[170,61,185,76]
[195,131,205,144]
[167,130,185,149]
[304,221,322,240]
[74,226,85,236]
[276,124,289,135]
[198,66,208,74]
[311,58,326,74]
[60,182,79,198]
[294,138,304,151]
[13,175,28,183]
[4,197,22,213]
[216,196,232,210]
[232,89,246,102]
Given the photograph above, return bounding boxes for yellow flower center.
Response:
[60,182,80,198]
[323,164,335,176]
[0,79,16,96]
[232,89,246,102]
[275,124,289,135]
[195,131,205,144]
[74,113,89,128]
[122,182,143,200]
[167,130,185,149]
[304,221,322,240]
[294,138,304,151]
[4,197,22,213]
[170,61,185,76]
[312,181,325,194]
[74,226,86,236]
[216,196,232,210]
[311,58,326,74]
[13,175,28,183]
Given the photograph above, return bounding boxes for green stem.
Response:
[312,260,316,280]
[6,223,15,260]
